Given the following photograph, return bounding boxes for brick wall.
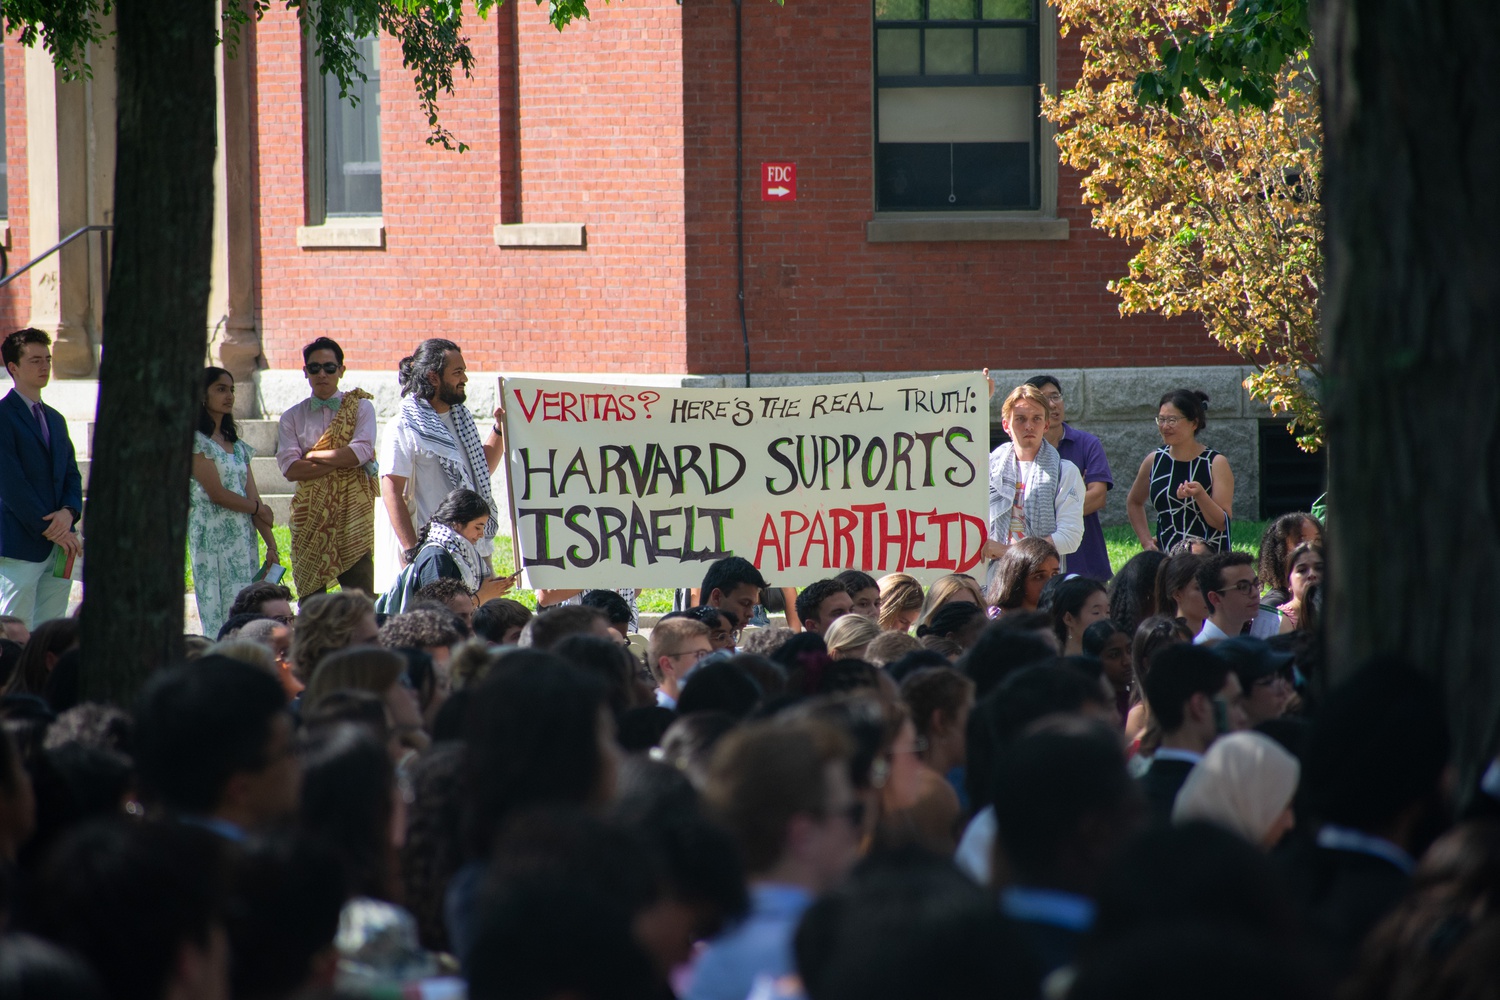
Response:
[1,39,31,332]
[253,1,687,373]
[682,0,1227,375]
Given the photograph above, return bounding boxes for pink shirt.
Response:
[276,393,377,475]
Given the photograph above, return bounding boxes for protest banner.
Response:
[502,373,991,588]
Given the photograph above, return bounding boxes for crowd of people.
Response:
[2,330,1497,1000]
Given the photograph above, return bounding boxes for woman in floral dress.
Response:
[190,367,279,637]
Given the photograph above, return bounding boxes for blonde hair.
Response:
[292,591,376,682]
[648,617,712,683]
[822,613,882,657]
[449,637,500,691]
[917,573,986,628]
[865,631,922,667]
[877,573,924,632]
[1000,383,1051,425]
[304,645,406,712]
[205,639,277,674]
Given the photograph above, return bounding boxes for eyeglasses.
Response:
[1214,578,1262,596]
[665,649,710,664]
[710,629,741,644]
[270,614,296,625]
[1155,416,1184,428]
[1041,392,1064,403]
[304,362,339,375]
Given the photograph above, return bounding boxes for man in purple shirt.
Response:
[1026,375,1114,581]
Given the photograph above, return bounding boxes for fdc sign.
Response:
[761,162,797,201]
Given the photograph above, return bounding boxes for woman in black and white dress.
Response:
[1125,389,1235,554]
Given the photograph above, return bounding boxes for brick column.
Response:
[23,46,95,376]
[208,4,262,416]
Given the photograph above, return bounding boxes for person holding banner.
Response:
[983,384,1085,586]
[374,339,506,594]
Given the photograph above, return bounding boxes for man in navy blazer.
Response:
[1,329,83,627]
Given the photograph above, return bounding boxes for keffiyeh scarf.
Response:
[398,394,499,541]
[422,521,489,591]
[989,439,1062,542]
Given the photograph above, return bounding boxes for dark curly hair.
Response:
[397,338,460,400]
[1108,550,1167,635]
[1257,512,1323,595]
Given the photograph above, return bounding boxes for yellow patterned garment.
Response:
[290,388,379,595]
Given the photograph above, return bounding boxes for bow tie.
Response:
[309,395,342,413]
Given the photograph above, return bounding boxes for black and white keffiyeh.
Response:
[398,394,499,541]
[422,522,489,591]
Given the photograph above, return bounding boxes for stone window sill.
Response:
[866,214,1069,243]
[494,223,586,248]
[296,219,386,249]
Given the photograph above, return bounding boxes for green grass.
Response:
[1104,520,1266,570]
[189,521,1269,604]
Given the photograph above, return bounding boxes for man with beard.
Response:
[375,339,505,593]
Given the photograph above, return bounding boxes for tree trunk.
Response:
[1318,0,1500,799]
[78,0,219,701]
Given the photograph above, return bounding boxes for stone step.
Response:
[82,418,281,459]
[80,454,294,496]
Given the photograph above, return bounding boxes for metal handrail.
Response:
[0,224,114,290]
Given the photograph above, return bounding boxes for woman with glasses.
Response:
[1126,388,1235,555]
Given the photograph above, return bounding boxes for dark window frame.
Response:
[873,0,1043,212]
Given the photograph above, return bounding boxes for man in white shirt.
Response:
[374,339,505,593]
[982,383,1085,582]
[1194,551,1262,644]
[276,337,379,596]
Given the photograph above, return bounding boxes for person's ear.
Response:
[1187,691,1210,726]
[782,812,817,861]
[928,708,948,741]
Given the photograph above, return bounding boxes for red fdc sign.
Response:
[761,162,797,201]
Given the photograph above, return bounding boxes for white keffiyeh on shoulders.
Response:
[421,521,489,591]
[395,395,498,541]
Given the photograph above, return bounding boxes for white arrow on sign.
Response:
[767,186,791,197]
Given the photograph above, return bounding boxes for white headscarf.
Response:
[1172,731,1300,846]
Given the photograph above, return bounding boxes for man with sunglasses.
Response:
[1193,551,1263,645]
[276,337,379,596]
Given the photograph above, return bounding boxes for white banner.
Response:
[502,373,991,588]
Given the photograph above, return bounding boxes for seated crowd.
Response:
[1,515,1496,1000]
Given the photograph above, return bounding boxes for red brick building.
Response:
[4,3,1316,521]
[259,0,1223,375]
